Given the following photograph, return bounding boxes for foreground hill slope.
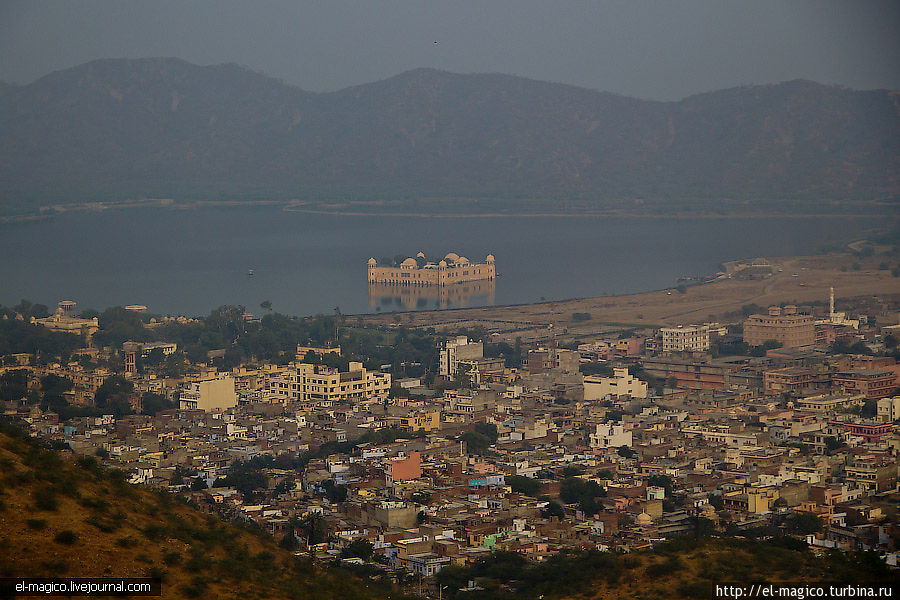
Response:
[0,58,898,214]
[0,427,386,600]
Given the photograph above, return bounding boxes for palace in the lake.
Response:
[367,252,495,287]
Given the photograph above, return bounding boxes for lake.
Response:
[0,207,885,317]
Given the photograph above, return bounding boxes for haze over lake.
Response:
[0,208,885,317]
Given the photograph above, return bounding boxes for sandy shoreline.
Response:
[357,253,900,340]
[1,197,894,224]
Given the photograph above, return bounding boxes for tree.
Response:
[322,479,348,503]
[297,513,328,545]
[0,369,29,403]
[783,513,822,535]
[190,477,208,491]
[453,363,473,389]
[824,436,845,455]
[94,376,134,417]
[340,539,374,561]
[541,500,566,519]
[162,352,186,378]
[647,474,675,497]
[39,374,73,413]
[145,347,166,367]
[279,530,300,551]
[562,465,583,478]
[140,392,174,416]
[617,446,636,459]
[507,475,542,496]
[560,477,606,515]
[580,361,613,376]
[459,422,498,455]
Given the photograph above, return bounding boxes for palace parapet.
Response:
[367,252,495,287]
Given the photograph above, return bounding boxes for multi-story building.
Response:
[589,423,633,449]
[179,375,237,412]
[828,419,894,443]
[845,457,899,493]
[525,347,580,374]
[660,325,710,352]
[643,356,762,392]
[263,362,391,404]
[764,367,815,396]
[439,336,484,377]
[876,396,900,422]
[793,393,864,414]
[743,305,815,348]
[398,411,441,432]
[583,368,648,400]
[833,369,897,400]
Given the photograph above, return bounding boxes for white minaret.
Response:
[830,287,835,322]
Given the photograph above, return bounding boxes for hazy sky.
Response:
[1,0,898,100]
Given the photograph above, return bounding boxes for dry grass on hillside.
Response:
[0,429,387,600]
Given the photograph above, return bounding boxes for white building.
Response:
[439,336,484,377]
[877,396,900,422]
[660,325,710,352]
[589,423,633,449]
[180,375,237,412]
[583,367,648,400]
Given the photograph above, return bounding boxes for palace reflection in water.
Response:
[368,278,496,310]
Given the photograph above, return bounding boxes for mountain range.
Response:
[1,58,898,215]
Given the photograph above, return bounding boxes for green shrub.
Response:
[40,559,68,575]
[141,524,169,541]
[33,486,58,511]
[53,530,78,545]
[78,496,109,512]
[84,515,118,533]
[25,518,47,530]
[115,536,136,548]
[645,555,683,577]
[163,551,182,566]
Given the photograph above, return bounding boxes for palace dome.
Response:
[367,258,377,266]
[636,512,653,526]
[486,254,495,263]
[400,257,418,268]
[444,252,459,262]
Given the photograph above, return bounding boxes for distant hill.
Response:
[0,58,898,215]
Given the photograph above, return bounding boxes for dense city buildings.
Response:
[2,287,899,582]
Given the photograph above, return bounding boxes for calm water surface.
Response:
[0,208,884,317]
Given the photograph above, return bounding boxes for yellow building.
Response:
[266,362,392,404]
[399,411,441,432]
[179,375,238,412]
[33,313,99,341]
[367,252,495,287]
